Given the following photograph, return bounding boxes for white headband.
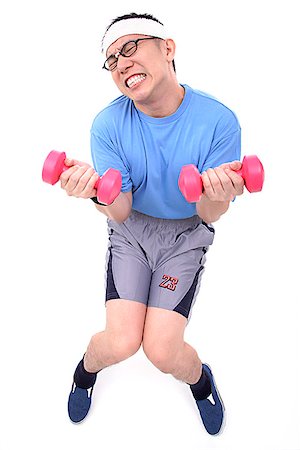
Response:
[102,18,168,54]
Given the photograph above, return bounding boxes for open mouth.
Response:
[125,73,146,89]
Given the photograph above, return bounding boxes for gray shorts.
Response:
[105,210,215,320]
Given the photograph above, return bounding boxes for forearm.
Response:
[196,195,230,223]
[94,191,132,223]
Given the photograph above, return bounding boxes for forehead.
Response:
[106,34,150,56]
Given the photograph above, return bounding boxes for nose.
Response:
[116,54,133,73]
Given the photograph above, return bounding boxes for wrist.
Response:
[90,197,107,206]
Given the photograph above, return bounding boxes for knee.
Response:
[143,339,178,374]
[112,334,142,363]
[90,332,142,366]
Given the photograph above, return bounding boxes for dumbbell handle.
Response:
[178,155,264,203]
[42,150,122,205]
[51,157,101,189]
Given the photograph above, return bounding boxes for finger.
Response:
[64,158,74,167]
[61,165,92,193]
[83,172,99,198]
[206,168,224,197]
[214,167,235,193]
[64,158,91,168]
[73,168,98,197]
[201,171,215,198]
[60,165,80,188]
[212,167,236,201]
[225,168,245,195]
[228,161,242,171]
[219,160,242,171]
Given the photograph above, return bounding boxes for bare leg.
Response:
[84,299,147,373]
[142,308,202,384]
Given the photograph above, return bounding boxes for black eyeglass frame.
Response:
[102,37,163,71]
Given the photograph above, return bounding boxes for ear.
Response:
[164,38,176,62]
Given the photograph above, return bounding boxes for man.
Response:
[61,12,244,435]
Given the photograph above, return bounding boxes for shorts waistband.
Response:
[127,209,202,227]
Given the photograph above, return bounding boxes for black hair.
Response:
[102,12,176,72]
[107,12,164,29]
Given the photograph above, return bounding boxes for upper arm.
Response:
[201,129,241,173]
[91,130,133,193]
[123,190,133,208]
[200,110,241,173]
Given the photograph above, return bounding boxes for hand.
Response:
[201,161,244,202]
[59,158,99,199]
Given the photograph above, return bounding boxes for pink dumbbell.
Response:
[178,155,265,203]
[42,150,122,205]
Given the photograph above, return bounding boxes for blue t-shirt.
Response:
[91,84,241,219]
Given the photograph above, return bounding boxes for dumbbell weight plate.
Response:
[239,155,265,192]
[178,164,203,203]
[42,150,67,185]
[97,168,122,205]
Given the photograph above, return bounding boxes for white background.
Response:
[1,0,299,449]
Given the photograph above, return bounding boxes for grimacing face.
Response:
[106,34,176,107]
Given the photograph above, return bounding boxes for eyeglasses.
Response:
[102,37,162,72]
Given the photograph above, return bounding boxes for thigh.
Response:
[105,226,152,305]
[142,307,187,355]
[148,246,207,320]
[105,299,147,344]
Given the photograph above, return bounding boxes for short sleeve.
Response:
[90,129,132,193]
[200,110,241,173]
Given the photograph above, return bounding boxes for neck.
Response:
[134,83,185,118]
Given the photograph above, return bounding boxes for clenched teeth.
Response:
[126,74,146,88]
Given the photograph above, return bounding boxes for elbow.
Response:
[196,198,230,223]
[108,207,132,224]
[196,204,221,224]
[197,211,221,224]
[113,213,131,224]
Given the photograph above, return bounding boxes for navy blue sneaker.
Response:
[68,382,94,423]
[194,364,225,435]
